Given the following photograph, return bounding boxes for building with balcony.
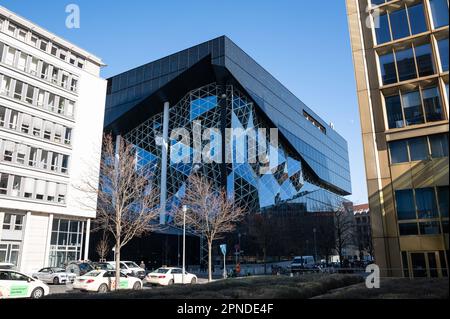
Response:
[0,6,106,273]
[346,0,448,277]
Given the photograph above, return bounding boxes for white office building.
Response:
[0,6,106,274]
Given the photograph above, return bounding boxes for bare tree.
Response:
[77,134,159,288]
[334,205,355,267]
[174,174,247,282]
[96,238,109,262]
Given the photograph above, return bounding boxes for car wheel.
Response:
[53,277,59,285]
[31,288,44,299]
[133,282,141,290]
[190,277,197,284]
[98,283,108,293]
[167,279,174,286]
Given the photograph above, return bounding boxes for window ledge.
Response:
[0,61,78,97]
[0,90,76,123]
[0,194,66,207]
[0,161,70,178]
[0,127,73,150]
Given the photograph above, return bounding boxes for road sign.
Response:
[220,244,227,256]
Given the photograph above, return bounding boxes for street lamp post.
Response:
[238,233,241,263]
[182,205,187,284]
[177,233,180,267]
[313,228,317,263]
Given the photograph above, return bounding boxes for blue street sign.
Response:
[220,244,227,256]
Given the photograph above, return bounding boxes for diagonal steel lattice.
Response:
[124,83,341,223]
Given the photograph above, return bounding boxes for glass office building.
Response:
[102,36,352,264]
[346,0,448,277]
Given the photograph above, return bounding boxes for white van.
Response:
[290,256,316,272]
[106,261,145,279]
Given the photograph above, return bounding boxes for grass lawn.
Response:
[313,277,449,299]
[47,274,448,299]
[48,274,363,299]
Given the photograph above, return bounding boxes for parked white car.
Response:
[145,267,197,286]
[32,267,76,285]
[106,261,145,279]
[73,270,142,293]
[0,269,49,299]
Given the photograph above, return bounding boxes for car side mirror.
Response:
[27,278,32,283]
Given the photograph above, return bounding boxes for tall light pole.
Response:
[313,228,317,263]
[238,233,241,263]
[182,205,187,284]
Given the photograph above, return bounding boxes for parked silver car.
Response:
[32,267,76,285]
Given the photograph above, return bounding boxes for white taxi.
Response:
[145,267,197,286]
[73,270,142,293]
[0,269,50,299]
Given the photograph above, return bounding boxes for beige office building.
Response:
[346,0,448,277]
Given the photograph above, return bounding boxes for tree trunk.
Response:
[115,238,120,291]
[263,247,267,275]
[208,241,212,282]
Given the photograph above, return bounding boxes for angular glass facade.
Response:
[105,36,351,196]
[103,36,352,256]
[124,84,349,224]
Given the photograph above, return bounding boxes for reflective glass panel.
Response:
[402,91,424,125]
[389,140,409,163]
[419,222,441,235]
[408,136,428,161]
[429,134,449,158]
[437,38,449,72]
[429,0,449,29]
[422,87,443,122]
[396,47,417,81]
[386,95,404,128]
[379,52,397,85]
[407,4,427,35]
[371,0,385,5]
[399,223,418,235]
[395,189,416,220]
[390,9,410,40]
[415,188,438,219]
[437,186,449,217]
[376,14,391,44]
[415,44,435,77]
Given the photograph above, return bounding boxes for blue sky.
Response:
[2,0,368,204]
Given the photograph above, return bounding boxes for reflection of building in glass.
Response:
[353,204,373,260]
[346,0,448,278]
[99,36,352,265]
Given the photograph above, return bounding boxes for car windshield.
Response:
[83,271,101,277]
[154,268,169,274]
[95,263,112,270]
[124,262,139,268]
[79,263,92,271]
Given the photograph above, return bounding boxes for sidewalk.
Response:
[188,260,293,278]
